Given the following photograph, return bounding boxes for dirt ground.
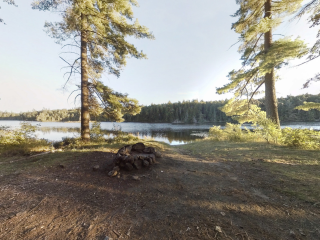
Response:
[0,147,319,240]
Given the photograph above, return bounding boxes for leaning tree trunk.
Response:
[264,0,280,128]
[81,13,90,142]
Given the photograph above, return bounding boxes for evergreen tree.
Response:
[32,0,154,141]
[217,0,308,126]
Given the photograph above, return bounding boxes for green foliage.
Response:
[90,122,105,142]
[0,122,38,145]
[295,101,320,111]
[208,126,224,141]
[32,0,153,125]
[217,0,307,126]
[224,123,256,142]
[208,105,320,149]
[281,127,320,149]
[218,98,281,144]
[0,122,50,156]
[209,123,257,142]
[32,0,154,77]
[89,81,141,122]
[1,94,320,123]
[253,116,282,144]
[112,132,139,144]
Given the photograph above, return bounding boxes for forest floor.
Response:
[0,140,319,240]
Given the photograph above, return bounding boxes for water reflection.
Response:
[37,127,205,145]
[0,120,319,145]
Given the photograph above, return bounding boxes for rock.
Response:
[215,226,222,233]
[108,170,118,177]
[149,154,156,163]
[118,155,126,162]
[117,145,132,155]
[298,229,306,236]
[125,155,134,164]
[133,159,142,170]
[155,152,162,158]
[143,147,156,154]
[146,157,153,165]
[108,166,120,177]
[142,160,150,167]
[132,176,140,181]
[289,230,296,237]
[125,163,134,171]
[113,154,122,165]
[92,165,100,171]
[132,142,145,152]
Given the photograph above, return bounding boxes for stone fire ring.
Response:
[108,142,162,177]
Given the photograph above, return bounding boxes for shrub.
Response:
[252,117,282,144]
[208,126,224,141]
[90,122,105,142]
[281,128,320,149]
[0,122,50,156]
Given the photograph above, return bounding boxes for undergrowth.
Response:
[208,123,320,149]
[0,122,50,156]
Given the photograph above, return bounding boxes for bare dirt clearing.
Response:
[0,146,319,240]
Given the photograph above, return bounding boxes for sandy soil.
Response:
[0,148,319,240]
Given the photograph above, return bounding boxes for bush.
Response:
[53,137,82,149]
[113,133,139,143]
[208,123,257,142]
[90,122,106,142]
[252,118,282,144]
[0,122,50,156]
[208,126,224,141]
[281,128,320,149]
[224,123,257,142]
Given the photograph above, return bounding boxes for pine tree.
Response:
[217,0,308,127]
[32,0,154,141]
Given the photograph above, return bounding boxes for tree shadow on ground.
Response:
[0,149,319,240]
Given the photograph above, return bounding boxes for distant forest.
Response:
[1,94,320,123]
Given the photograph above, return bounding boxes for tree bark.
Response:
[264,0,280,127]
[81,13,90,141]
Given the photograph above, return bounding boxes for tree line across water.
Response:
[1,94,319,123]
[3,0,320,141]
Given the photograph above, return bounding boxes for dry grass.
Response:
[0,138,168,177]
[178,139,320,203]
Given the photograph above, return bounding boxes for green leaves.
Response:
[295,102,320,111]
[244,18,282,41]
[256,38,308,75]
[89,81,141,122]
[33,0,153,123]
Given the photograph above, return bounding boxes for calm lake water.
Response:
[1,120,320,145]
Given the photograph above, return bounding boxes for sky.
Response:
[0,0,320,112]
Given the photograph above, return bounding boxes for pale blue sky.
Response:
[0,0,319,112]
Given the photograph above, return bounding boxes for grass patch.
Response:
[0,151,82,176]
[178,139,320,203]
[0,138,169,177]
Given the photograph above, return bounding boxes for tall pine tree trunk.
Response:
[81,13,90,141]
[264,0,280,127]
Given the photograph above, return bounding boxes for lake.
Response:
[1,120,319,145]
